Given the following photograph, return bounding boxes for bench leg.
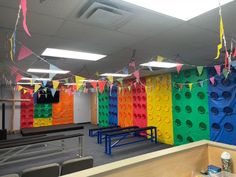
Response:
[150,129,153,142]
[108,136,112,155]
[105,135,107,153]
[154,128,157,143]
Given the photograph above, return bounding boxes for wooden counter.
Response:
[63,140,236,177]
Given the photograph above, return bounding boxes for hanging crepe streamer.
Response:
[215,13,225,59]
[21,0,31,37]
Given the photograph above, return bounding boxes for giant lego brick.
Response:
[109,86,118,126]
[98,86,109,127]
[21,92,34,128]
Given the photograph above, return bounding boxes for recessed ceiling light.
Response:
[21,77,51,81]
[27,68,69,74]
[17,82,42,85]
[122,0,233,21]
[100,73,131,77]
[41,48,107,61]
[140,61,178,68]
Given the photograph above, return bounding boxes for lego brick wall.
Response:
[109,86,118,126]
[172,69,210,145]
[98,86,109,127]
[20,92,34,128]
[208,67,236,145]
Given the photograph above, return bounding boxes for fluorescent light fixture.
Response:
[21,77,51,81]
[100,73,130,77]
[17,82,41,85]
[42,48,106,61]
[27,68,69,74]
[122,0,233,21]
[140,61,178,68]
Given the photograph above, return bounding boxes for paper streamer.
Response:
[210,77,215,85]
[215,15,224,59]
[197,66,204,76]
[214,65,221,76]
[52,80,60,90]
[17,45,33,60]
[21,0,31,37]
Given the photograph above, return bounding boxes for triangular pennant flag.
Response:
[129,60,136,68]
[90,81,97,90]
[178,83,183,91]
[64,78,69,84]
[17,45,33,60]
[133,70,140,81]
[224,51,229,68]
[98,81,106,93]
[214,65,221,76]
[215,15,224,59]
[49,64,62,79]
[28,89,33,95]
[123,67,129,74]
[118,87,122,94]
[176,63,183,74]
[23,89,27,94]
[222,68,229,79]
[110,84,113,96]
[76,82,83,91]
[199,80,204,87]
[233,48,236,58]
[18,85,23,91]
[43,88,47,93]
[128,86,131,92]
[42,80,47,87]
[117,78,123,85]
[10,66,18,76]
[189,83,193,91]
[210,77,215,85]
[75,75,85,83]
[107,76,113,84]
[50,88,56,97]
[21,0,31,37]
[16,73,22,83]
[52,80,60,90]
[197,66,204,76]
[156,55,164,62]
[34,84,41,93]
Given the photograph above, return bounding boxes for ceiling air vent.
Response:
[77,1,133,30]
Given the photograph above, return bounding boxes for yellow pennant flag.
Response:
[18,85,23,91]
[189,83,193,91]
[95,72,99,77]
[128,86,131,92]
[76,82,83,91]
[215,15,224,59]
[52,80,60,90]
[34,84,41,93]
[118,87,122,94]
[156,55,164,62]
[75,75,85,83]
[107,76,113,83]
[30,79,33,86]
[23,89,27,94]
[9,36,13,61]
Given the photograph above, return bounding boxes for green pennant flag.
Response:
[64,78,69,83]
[117,78,123,85]
[222,68,229,79]
[197,66,204,76]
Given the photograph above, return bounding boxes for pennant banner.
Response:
[156,55,164,62]
[129,60,136,68]
[199,80,204,87]
[50,88,56,97]
[222,68,229,79]
[49,64,61,79]
[107,76,113,84]
[52,80,60,90]
[18,85,23,91]
[23,89,27,94]
[90,81,97,90]
[210,77,215,85]
[128,86,131,92]
[133,70,140,81]
[189,83,193,91]
[197,66,204,76]
[17,45,33,60]
[42,80,47,87]
[21,0,31,37]
[214,65,221,76]
[123,67,129,74]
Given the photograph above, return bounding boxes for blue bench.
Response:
[97,126,139,144]
[88,125,119,137]
[104,126,157,155]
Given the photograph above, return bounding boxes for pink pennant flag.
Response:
[176,63,183,74]
[110,84,113,96]
[21,0,31,37]
[98,81,106,93]
[129,60,136,68]
[17,45,33,60]
[214,65,221,76]
[210,77,215,85]
[133,70,140,81]
[16,73,22,82]
[10,66,18,76]
[233,48,236,58]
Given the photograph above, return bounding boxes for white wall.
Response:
[74,92,91,123]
